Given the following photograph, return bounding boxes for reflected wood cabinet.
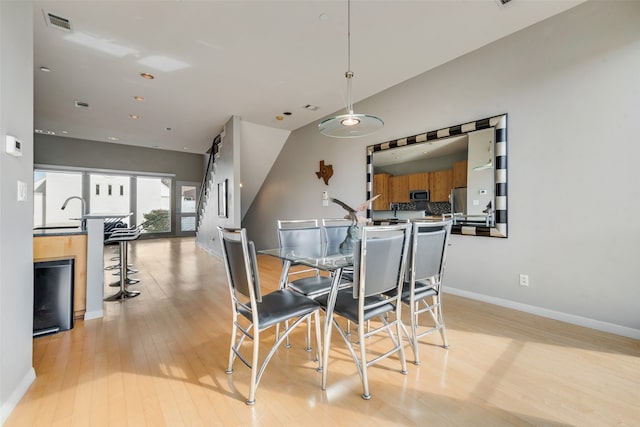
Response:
[389,175,410,203]
[408,172,429,192]
[373,173,391,210]
[429,169,453,202]
[375,170,453,207]
[453,160,468,188]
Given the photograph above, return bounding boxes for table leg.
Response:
[321,266,342,390]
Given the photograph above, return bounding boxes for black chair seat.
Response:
[239,289,320,330]
[288,276,334,298]
[386,280,438,303]
[403,281,437,304]
[317,289,395,324]
[289,275,352,298]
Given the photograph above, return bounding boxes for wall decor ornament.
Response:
[217,179,227,218]
[315,160,334,185]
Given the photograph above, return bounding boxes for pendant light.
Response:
[318,0,384,138]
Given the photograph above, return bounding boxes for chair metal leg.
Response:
[226,316,238,374]
[396,314,408,376]
[246,328,260,405]
[436,295,449,348]
[305,317,312,352]
[358,319,371,400]
[314,311,323,371]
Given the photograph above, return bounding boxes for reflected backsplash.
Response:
[390,201,452,215]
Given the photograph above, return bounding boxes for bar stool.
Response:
[104,227,141,301]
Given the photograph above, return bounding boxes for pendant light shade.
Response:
[319,0,383,138]
[319,113,384,138]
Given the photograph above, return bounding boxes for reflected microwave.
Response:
[409,190,429,201]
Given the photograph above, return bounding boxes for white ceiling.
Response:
[33,0,583,154]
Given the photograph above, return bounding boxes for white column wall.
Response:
[0,2,36,424]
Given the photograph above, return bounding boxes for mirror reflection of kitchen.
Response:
[372,128,495,226]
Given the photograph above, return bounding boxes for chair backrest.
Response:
[277,220,324,259]
[218,227,262,304]
[321,218,352,256]
[277,219,318,229]
[352,224,410,298]
[321,218,351,227]
[405,220,452,286]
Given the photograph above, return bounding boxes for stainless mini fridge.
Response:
[33,258,74,336]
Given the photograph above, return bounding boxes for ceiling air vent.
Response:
[43,10,73,32]
[75,100,90,108]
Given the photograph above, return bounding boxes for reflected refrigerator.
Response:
[450,187,467,214]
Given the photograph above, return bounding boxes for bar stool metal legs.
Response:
[104,230,141,301]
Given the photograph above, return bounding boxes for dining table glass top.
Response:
[259,248,354,272]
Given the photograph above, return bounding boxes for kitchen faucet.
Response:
[61,196,87,229]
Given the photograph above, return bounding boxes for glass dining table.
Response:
[258,247,354,390]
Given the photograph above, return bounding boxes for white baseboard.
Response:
[0,367,35,425]
[445,287,640,340]
[84,309,104,321]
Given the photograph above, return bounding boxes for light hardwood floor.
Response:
[7,237,639,426]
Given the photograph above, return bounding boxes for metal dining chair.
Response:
[217,227,322,405]
[321,218,353,256]
[317,224,411,400]
[398,220,452,364]
[276,219,353,350]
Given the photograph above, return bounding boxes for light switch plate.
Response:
[17,181,27,201]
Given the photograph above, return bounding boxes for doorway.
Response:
[175,181,199,236]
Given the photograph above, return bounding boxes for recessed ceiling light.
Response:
[61,130,68,134]
[129,114,140,119]
[140,72,154,80]
[35,129,56,135]
[133,96,144,101]
[304,104,319,111]
[276,115,284,121]
[319,13,329,22]
[39,66,51,72]
[183,147,189,150]
[151,144,160,148]
[107,136,119,141]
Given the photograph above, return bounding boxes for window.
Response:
[33,170,83,227]
[90,174,130,216]
[34,168,173,234]
[137,176,171,233]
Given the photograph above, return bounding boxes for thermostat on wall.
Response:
[5,135,23,157]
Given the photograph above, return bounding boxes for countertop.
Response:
[33,226,87,237]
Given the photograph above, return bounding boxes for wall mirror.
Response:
[366,114,507,238]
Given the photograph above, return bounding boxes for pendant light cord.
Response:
[346,0,354,115]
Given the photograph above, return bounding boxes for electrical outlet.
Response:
[519,274,529,287]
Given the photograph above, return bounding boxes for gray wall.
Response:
[35,134,204,181]
[243,1,640,336]
[34,134,205,235]
[0,2,36,423]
